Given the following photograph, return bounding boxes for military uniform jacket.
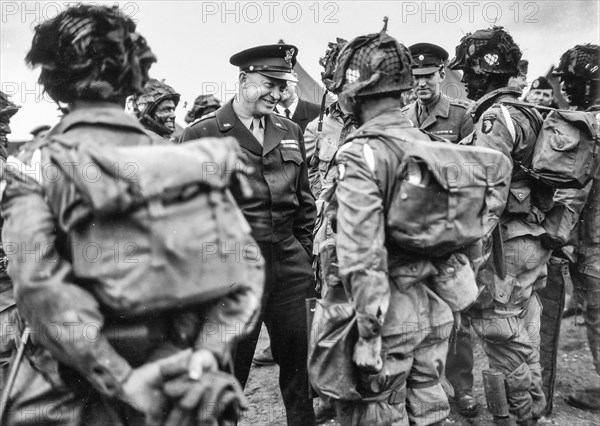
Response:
[180,99,316,255]
[402,93,473,142]
[1,105,260,398]
[335,110,453,341]
[304,102,355,199]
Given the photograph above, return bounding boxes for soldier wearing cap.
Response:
[180,44,317,426]
[524,76,557,108]
[29,124,51,143]
[402,43,473,143]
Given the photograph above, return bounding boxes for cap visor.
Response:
[257,70,298,82]
[412,66,442,75]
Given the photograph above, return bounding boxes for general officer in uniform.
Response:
[402,43,473,142]
[180,44,317,426]
[403,42,479,419]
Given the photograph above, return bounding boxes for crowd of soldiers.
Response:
[0,4,599,426]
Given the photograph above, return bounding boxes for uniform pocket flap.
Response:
[508,186,531,204]
[317,137,338,161]
[281,148,303,164]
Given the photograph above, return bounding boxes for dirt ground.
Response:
[239,316,600,426]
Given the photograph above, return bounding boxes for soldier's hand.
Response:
[188,348,218,381]
[120,349,192,426]
[353,336,383,373]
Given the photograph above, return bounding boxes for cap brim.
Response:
[412,66,442,76]
[257,70,298,82]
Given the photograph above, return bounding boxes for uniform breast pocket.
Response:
[281,148,303,190]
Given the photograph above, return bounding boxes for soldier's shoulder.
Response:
[448,96,473,110]
[188,111,217,128]
[401,101,416,113]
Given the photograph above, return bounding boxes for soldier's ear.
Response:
[239,72,247,85]
[439,68,446,81]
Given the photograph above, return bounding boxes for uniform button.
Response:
[400,193,408,200]
[410,265,417,272]
[446,267,455,274]
[518,193,524,199]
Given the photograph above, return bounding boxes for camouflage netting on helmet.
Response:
[0,91,20,119]
[554,44,600,81]
[25,4,157,104]
[131,78,180,118]
[320,38,348,91]
[185,94,221,123]
[449,26,522,76]
[329,29,413,99]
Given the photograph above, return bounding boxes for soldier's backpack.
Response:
[5,135,264,317]
[499,103,600,189]
[346,129,512,257]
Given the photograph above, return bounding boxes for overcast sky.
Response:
[1,0,599,140]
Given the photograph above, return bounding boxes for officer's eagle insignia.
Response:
[284,48,295,65]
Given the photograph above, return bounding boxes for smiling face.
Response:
[0,116,12,145]
[239,72,287,117]
[527,88,554,107]
[153,99,176,132]
[413,69,445,103]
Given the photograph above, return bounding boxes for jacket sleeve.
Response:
[195,286,260,367]
[473,106,517,234]
[294,131,317,255]
[459,108,475,141]
[304,118,321,198]
[179,124,203,143]
[1,172,132,398]
[336,142,389,339]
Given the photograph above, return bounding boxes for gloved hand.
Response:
[353,335,382,374]
[119,349,192,426]
[540,233,567,250]
[162,370,246,426]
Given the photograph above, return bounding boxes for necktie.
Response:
[418,103,428,126]
[284,108,291,119]
[250,118,264,145]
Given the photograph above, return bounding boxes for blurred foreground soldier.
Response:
[29,125,51,143]
[524,77,557,108]
[2,5,258,425]
[540,44,600,414]
[275,70,321,133]
[180,44,317,426]
[449,27,552,425]
[317,22,458,426]
[184,94,221,123]
[0,90,20,384]
[404,42,479,418]
[402,43,473,142]
[131,78,180,142]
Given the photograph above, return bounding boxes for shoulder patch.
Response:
[480,112,497,134]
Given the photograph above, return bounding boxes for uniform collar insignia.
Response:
[275,122,283,127]
[223,122,232,127]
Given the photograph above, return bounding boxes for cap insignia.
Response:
[284,48,295,65]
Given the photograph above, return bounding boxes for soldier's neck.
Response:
[359,97,404,123]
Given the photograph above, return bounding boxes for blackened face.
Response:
[0,117,12,145]
[560,76,599,109]
[461,69,489,101]
[154,99,176,133]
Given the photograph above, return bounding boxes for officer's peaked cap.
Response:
[230,44,298,82]
[409,43,449,75]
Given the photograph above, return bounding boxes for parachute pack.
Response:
[499,102,600,189]
[346,129,511,257]
[4,135,264,317]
